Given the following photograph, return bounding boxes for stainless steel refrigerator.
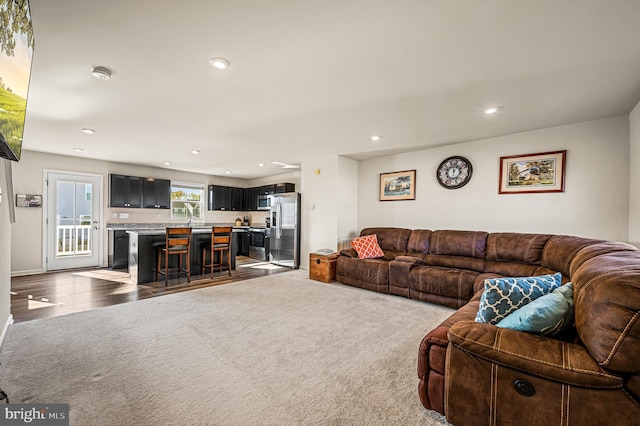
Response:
[268,192,301,268]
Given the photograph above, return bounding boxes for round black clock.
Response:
[437,156,473,189]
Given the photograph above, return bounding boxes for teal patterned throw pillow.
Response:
[496,283,574,336]
[475,273,562,325]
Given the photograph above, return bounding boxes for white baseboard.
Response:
[0,314,14,350]
[11,269,43,277]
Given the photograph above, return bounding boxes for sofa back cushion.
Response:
[541,235,603,277]
[486,233,551,264]
[360,227,411,260]
[569,240,638,277]
[572,249,640,374]
[406,229,432,261]
[484,262,558,280]
[427,230,488,272]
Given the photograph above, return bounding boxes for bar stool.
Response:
[156,227,192,285]
[201,226,232,276]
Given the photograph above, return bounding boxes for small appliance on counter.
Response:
[235,218,242,226]
[243,215,250,226]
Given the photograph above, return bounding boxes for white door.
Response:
[45,171,102,270]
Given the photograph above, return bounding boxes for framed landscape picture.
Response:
[380,170,416,201]
[499,150,566,194]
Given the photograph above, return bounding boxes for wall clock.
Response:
[436,156,473,189]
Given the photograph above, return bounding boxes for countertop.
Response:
[106,223,265,231]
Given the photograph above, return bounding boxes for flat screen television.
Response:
[0,0,34,162]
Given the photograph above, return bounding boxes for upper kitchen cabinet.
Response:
[258,184,276,195]
[231,187,245,211]
[244,187,259,211]
[275,183,295,193]
[143,178,171,209]
[208,185,232,210]
[110,174,144,208]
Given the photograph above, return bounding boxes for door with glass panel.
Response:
[46,172,102,270]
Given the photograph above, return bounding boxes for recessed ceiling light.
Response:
[258,163,265,167]
[484,107,498,115]
[210,57,230,70]
[191,150,200,154]
[91,66,112,80]
[164,162,171,166]
[371,135,381,141]
[73,148,83,152]
[225,170,232,174]
[81,128,95,134]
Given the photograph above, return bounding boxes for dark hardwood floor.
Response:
[10,256,292,323]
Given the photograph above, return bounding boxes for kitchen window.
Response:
[171,183,205,220]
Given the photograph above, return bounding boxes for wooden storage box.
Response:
[309,252,339,283]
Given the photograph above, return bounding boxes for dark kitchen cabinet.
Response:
[108,230,129,269]
[231,187,244,211]
[233,230,250,256]
[110,174,143,208]
[244,187,259,211]
[275,183,295,193]
[259,185,276,195]
[143,178,171,209]
[208,185,232,210]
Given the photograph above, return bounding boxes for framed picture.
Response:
[380,170,416,201]
[16,194,42,207]
[499,150,566,194]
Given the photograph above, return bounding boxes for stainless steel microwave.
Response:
[257,195,270,210]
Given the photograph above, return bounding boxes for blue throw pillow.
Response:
[475,272,562,325]
[496,283,574,336]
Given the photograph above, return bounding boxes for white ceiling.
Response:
[23,0,640,179]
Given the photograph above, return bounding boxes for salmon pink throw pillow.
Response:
[351,234,385,259]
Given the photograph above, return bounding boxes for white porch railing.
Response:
[56,225,92,257]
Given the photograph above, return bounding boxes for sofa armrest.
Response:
[448,321,623,388]
[339,248,357,258]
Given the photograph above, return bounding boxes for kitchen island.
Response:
[109,224,258,284]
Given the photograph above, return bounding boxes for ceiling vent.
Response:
[91,66,112,80]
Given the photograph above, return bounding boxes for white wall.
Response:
[10,151,295,275]
[0,160,13,344]
[337,156,358,245]
[629,101,640,244]
[358,116,630,241]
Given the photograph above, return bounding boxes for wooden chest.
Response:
[309,252,339,283]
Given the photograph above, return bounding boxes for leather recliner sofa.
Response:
[336,227,640,425]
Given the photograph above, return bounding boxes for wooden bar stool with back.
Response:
[201,226,232,277]
[156,227,192,285]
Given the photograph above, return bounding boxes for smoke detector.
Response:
[91,66,112,80]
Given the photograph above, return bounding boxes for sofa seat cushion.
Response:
[336,256,390,293]
[409,266,481,309]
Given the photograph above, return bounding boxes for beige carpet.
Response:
[0,270,453,425]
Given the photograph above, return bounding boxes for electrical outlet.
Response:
[112,213,117,218]
[119,213,129,219]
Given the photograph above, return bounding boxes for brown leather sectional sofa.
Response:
[336,227,640,425]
